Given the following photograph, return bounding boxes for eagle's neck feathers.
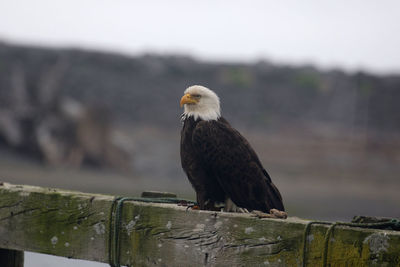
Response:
[182,107,220,121]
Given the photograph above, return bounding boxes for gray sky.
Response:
[1,0,400,74]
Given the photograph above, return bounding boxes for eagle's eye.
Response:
[192,94,201,98]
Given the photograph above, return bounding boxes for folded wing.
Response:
[192,119,284,212]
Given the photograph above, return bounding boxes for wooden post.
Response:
[0,249,24,267]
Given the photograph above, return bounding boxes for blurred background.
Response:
[0,1,400,266]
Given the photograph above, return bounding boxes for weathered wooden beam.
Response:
[0,182,399,266]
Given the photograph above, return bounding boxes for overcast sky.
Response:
[1,0,400,74]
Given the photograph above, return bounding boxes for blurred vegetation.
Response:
[1,42,399,137]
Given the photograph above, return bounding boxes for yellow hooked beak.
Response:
[180,93,199,107]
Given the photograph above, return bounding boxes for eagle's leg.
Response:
[251,209,288,219]
[196,193,211,210]
[223,198,249,213]
[193,195,223,211]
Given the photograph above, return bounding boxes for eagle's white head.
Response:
[180,85,221,121]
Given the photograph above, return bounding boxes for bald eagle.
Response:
[180,85,285,214]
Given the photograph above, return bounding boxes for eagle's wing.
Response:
[192,119,284,212]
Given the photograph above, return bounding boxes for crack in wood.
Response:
[0,208,39,221]
[0,200,23,210]
[223,240,280,249]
